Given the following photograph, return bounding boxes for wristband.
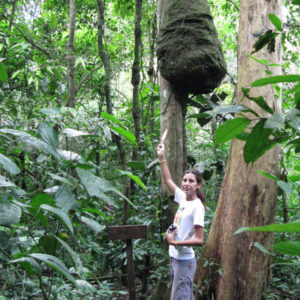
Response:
[160,160,166,164]
[174,241,178,246]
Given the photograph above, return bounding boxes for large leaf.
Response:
[101,111,125,129]
[110,126,136,145]
[117,169,146,190]
[38,121,59,148]
[55,237,83,272]
[215,118,251,144]
[40,204,73,233]
[0,201,21,226]
[80,216,105,233]
[0,175,16,188]
[10,257,42,275]
[251,75,300,87]
[0,129,59,159]
[243,119,275,164]
[77,168,137,209]
[273,241,300,256]
[30,253,77,285]
[235,222,300,235]
[268,14,283,32]
[55,187,79,211]
[0,154,20,175]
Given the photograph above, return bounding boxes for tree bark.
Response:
[149,1,187,299]
[96,0,126,168]
[194,1,283,299]
[67,0,76,108]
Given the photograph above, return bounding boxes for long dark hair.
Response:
[183,169,206,206]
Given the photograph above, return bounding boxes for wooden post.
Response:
[108,225,148,299]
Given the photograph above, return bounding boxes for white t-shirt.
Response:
[169,187,205,260]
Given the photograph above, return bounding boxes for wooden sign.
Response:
[108,225,148,241]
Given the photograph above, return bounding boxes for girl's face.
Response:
[181,173,201,200]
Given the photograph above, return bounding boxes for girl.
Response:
[157,143,205,300]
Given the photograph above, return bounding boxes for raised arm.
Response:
[156,143,178,194]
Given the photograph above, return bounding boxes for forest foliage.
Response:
[0,0,299,299]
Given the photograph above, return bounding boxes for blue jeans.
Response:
[170,257,196,300]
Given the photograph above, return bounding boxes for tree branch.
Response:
[0,13,52,59]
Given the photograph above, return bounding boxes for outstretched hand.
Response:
[157,143,165,160]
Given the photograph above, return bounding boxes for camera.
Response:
[168,224,177,233]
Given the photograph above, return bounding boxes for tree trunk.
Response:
[67,0,76,108]
[96,0,126,168]
[194,1,283,299]
[149,1,186,299]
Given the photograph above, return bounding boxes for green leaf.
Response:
[117,169,147,190]
[110,126,136,145]
[268,14,283,32]
[40,204,73,233]
[277,181,292,196]
[55,187,79,211]
[234,222,300,235]
[29,253,77,285]
[215,118,251,144]
[245,54,268,66]
[287,174,300,183]
[251,75,300,87]
[101,111,125,129]
[273,241,300,256]
[256,170,280,181]
[0,129,59,159]
[55,237,83,272]
[82,208,110,221]
[10,257,42,275]
[0,201,21,226]
[31,193,55,207]
[80,216,105,233]
[0,62,8,83]
[48,173,72,186]
[244,119,275,164]
[252,30,278,54]
[0,154,20,175]
[0,175,16,188]
[254,242,273,255]
[77,168,137,209]
[38,121,59,148]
